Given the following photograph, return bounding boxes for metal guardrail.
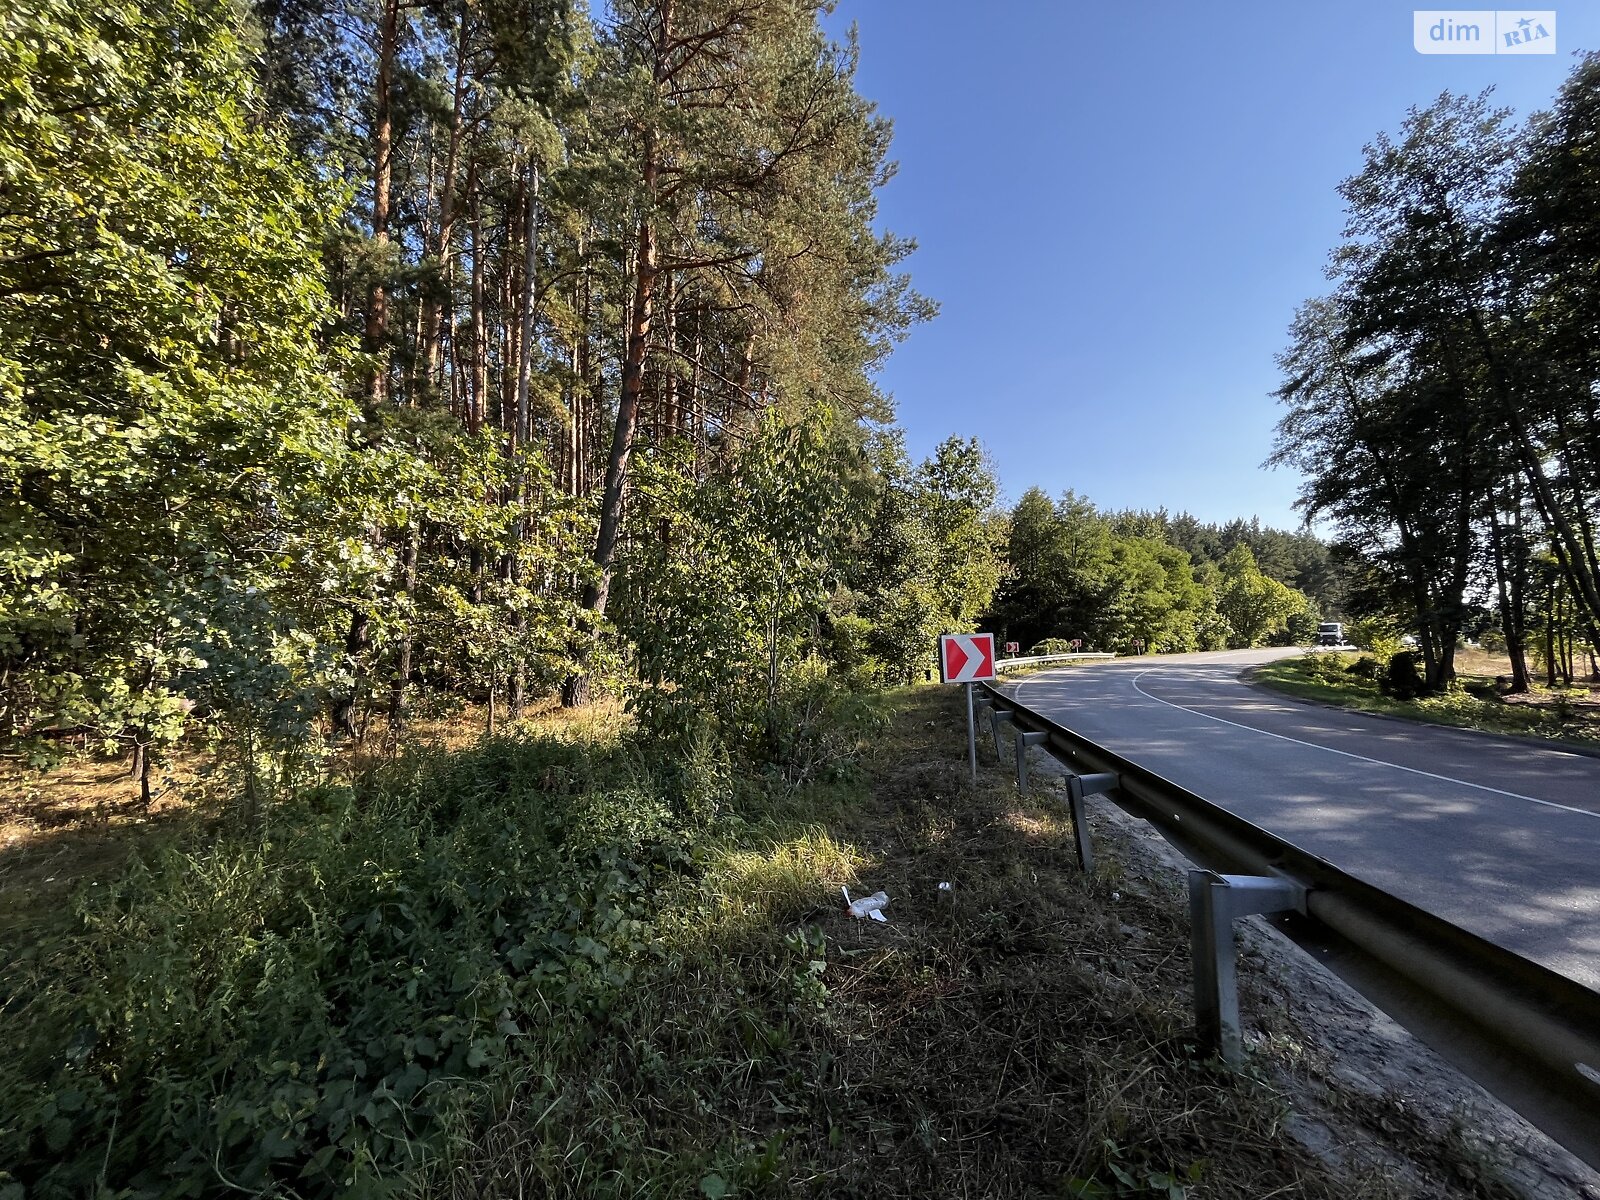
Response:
[976,678,1600,1172]
[995,652,1116,671]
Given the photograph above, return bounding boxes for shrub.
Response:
[1284,609,1321,645]
[824,614,878,687]
[1412,686,1549,735]
[0,731,704,1198]
[761,674,885,790]
[1378,651,1426,700]
[1298,651,1348,685]
[1345,656,1381,680]
[1345,617,1404,664]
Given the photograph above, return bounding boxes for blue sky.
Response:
[822,2,1593,528]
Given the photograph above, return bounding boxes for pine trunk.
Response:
[365,0,399,409]
[515,165,540,454]
[588,208,656,613]
[563,145,659,707]
[469,175,486,434]
[1489,500,1531,693]
[420,3,469,398]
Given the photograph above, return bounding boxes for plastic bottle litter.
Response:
[842,887,890,922]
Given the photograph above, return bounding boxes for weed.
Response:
[0,725,716,1197]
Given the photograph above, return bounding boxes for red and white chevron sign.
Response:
[938,632,996,684]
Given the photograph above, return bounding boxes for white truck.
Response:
[1316,621,1343,647]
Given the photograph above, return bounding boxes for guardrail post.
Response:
[1188,871,1306,1064]
[988,709,1014,760]
[1064,772,1117,873]
[973,697,994,739]
[1014,730,1047,794]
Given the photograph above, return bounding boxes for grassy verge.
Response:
[1252,653,1600,749]
[1,688,1520,1198]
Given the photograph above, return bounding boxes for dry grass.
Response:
[1,748,205,849]
[0,750,217,944]
[1,699,630,842]
[422,686,1521,1199]
[1452,646,1515,677]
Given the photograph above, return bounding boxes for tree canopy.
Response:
[0,0,1009,797]
[1275,62,1600,691]
[0,0,370,783]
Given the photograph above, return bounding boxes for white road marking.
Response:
[1123,668,1600,821]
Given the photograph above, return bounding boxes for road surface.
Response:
[1007,649,1600,990]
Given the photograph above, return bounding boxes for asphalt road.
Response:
[1007,649,1600,991]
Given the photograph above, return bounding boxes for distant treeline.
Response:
[986,491,1336,656]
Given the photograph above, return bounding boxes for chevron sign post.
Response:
[939,633,996,783]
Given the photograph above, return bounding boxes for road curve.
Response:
[1005,649,1600,991]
